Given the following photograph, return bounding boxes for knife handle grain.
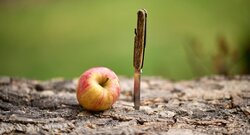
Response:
[134,9,147,70]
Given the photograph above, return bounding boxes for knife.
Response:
[133,9,147,110]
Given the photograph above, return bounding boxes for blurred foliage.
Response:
[0,0,250,80]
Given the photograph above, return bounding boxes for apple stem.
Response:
[100,78,109,87]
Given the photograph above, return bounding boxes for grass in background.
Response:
[0,0,249,80]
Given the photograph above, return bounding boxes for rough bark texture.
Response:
[0,76,250,135]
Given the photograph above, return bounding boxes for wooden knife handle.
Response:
[134,9,147,70]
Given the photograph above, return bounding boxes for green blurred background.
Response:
[0,0,250,80]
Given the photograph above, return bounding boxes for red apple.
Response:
[77,67,120,111]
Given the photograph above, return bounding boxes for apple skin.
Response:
[77,67,120,111]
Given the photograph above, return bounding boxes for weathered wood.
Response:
[0,76,250,134]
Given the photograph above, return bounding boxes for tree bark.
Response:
[0,76,249,135]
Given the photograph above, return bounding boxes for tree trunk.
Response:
[0,76,249,135]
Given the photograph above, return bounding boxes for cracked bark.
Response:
[0,76,250,135]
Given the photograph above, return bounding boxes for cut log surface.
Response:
[0,76,250,135]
